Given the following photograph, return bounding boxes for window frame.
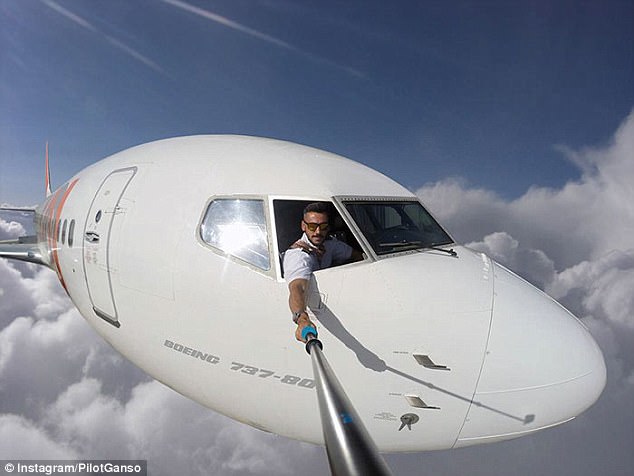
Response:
[271,196,372,281]
[334,196,455,260]
[61,219,68,245]
[197,195,275,276]
[68,219,75,247]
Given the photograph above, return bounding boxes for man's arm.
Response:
[288,278,316,342]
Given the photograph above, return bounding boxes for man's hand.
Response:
[291,239,324,258]
[295,313,316,343]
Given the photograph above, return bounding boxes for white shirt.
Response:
[283,233,353,283]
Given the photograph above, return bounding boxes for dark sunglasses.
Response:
[303,220,329,232]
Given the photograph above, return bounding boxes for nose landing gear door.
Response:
[83,167,137,327]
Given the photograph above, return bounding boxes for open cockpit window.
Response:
[342,199,453,256]
[273,200,363,276]
[200,199,270,270]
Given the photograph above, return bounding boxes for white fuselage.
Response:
[30,136,606,451]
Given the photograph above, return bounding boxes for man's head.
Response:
[301,202,330,246]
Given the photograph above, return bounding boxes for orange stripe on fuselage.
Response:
[51,178,79,292]
[44,188,62,251]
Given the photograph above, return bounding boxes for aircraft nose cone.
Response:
[455,263,606,447]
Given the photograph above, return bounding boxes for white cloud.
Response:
[0,212,37,277]
[465,231,556,289]
[0,260,34,323]
[0,414,77,459]
[419,111,634,270]
[0,217,26,240]
[548,250,634,328]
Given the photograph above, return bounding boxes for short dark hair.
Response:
[303,202,330,217]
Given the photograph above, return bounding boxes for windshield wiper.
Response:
[425,245,457,257]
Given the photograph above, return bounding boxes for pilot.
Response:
[284,202,363,342]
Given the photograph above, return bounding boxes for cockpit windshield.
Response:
[342,199,453,256]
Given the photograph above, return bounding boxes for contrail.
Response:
[41,0,97,32]
[161,0,294,51]
[160,0,364,78]
[41,0,164,74]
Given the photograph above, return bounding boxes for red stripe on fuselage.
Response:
[50,179,79,292]
[44,188,62,252]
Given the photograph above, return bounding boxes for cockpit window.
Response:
[273,199,363,276]
[200,199,270,270]
[343,200,453,256]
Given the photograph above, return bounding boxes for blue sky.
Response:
[1,0,632,205]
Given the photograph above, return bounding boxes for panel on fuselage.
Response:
[83,168,137,325]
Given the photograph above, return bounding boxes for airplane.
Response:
[0,135,606,454]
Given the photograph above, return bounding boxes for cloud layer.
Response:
[418,112,634,270]
[2,110,633,474]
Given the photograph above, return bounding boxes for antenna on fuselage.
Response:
[304,328,394,476]
[45,142,52,198]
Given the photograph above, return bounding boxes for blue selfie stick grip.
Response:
[302,326,318,341]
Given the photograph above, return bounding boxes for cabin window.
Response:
[200,199,270,270]
[343,200,453,256]
[68,219,75,247]
[61,219,68,244]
